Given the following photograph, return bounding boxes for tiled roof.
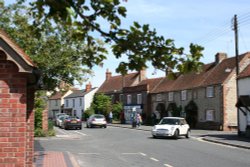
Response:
[97,72,139,93]
[138,77,164,92]
[152,52,250,93]
[64,88,96,98]
[49,92,64,100]
[238,64,250,79]
[0,30,35,67]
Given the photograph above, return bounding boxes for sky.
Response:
[89,0,250,88]
[5,0,250,89]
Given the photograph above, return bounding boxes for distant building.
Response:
[63,83,98,119]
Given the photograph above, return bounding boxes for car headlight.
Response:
[152,126,156,131]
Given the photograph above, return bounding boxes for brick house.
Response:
[237,63,250,135]
[122,78,163,124]
[97,69,146,102]
[151,52,250,130]
[0,30,40,166]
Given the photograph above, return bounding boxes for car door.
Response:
[179,119,189,135]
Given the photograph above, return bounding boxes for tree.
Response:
[92,93,112,116]
[28,0,204,75]
[0,1,94,90]
[112,102,123,120]
[2,0,204,90]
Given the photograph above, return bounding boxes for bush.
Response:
[84,107,95,120]
[34,128,46,137]
[47,129,56,136]
[48,120,54,130]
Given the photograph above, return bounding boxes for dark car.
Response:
[62,116,82,130]
[86,114,107,128]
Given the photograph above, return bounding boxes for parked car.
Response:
[86,114,107,128]
[151,117,190,139]
[55,113,67,126]
[57,114,69,128]
[62,116,82,130]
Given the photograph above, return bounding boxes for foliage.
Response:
[0,0,93,90]
[34,108,43,129]
[166,102,181,117]
[112,102,123,120]
[34,128,46,137]
[84,107,95,120]
[3,0,203,89]
[185,100,198,128]
[92,93,112,116]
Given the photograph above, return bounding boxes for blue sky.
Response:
[5,0,250,88]
[90,0,250,88]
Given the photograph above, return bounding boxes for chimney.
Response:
[85,82,92,92]
[215,52,227,64]
[139,68,146,82]
[106,69,112,80]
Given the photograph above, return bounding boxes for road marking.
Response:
[121,153,140,155]
[139,152,147,156]
[78,153,100,155]
[150,157,159,162]
[164,164,174,167]
[56,128,68,135]
[74,131,87,136]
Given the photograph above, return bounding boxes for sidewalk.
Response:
[109,123,250,149]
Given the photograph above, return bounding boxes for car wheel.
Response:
[79,126,82,130]
[103,125,107,128]
[174,129,179,139]
[186,129,190,138]
[152,135,157,139]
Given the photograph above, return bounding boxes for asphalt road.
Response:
[35,126,250,167]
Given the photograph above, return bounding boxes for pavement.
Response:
[34,123,250,167]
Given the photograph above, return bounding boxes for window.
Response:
[206,110,214,121]
[156,94,162,101]
[193,90,198,99]
[127,94,132,104]
[181,90,187,101]
[66,100,68,107]
[73,99,75,107]
[79,98,82,106]
[206,86,214,98]
[168,92,174,102]
[55,100,58,106]
[110,95,114,103]
[137,94,142,104]
[119,94,123,103]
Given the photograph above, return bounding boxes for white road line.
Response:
[164,164,174,167]
[56,128,68,135]
[121,153,140,155]
[74,131,87,136]
[139,152,147,156]
[78,153,100,155]
[150,157,159,162]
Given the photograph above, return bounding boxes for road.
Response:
[35,126,250,167]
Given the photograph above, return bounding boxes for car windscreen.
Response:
[159,118,180,125]
[94,115,105,119]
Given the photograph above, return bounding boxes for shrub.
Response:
[34,128,46,137]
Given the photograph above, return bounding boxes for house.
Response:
[122,77,163,124]
[237,63,250,136]
[0,30,40,166]
[48,89,74,119]
[151,52,250,130]
[97,69,146,103]
[63,83,98,119]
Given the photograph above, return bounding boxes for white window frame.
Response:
[206,110,214,121]
[127,94,132,104]
[181,90,187,101]
[168,92,174,102]
[156,94,162,101]
[206,86,214,98]
[137,94,142,104]
[79,98,82,106]
[119,94,123,103]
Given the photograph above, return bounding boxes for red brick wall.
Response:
[0,56,34,166]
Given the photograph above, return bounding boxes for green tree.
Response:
[92,93,112,116]
[112,102,123,120]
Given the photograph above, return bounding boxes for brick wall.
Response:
[0,56,34,166]
[42,109,48,132]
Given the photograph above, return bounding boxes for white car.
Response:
[86,114,107,128]
[151,117,190,139]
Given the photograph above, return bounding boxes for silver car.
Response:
[86,114,107,128]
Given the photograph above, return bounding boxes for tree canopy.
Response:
[1,0,204,90]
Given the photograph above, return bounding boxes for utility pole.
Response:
[232,14,240,136]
